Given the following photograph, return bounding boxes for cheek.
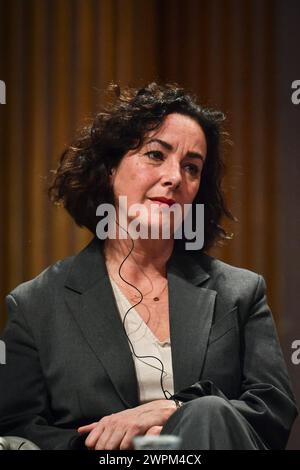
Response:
[113,165,155,200]
[120,160,148,182]
[113,163,138,192]
[128,162,158,189]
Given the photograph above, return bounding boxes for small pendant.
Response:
[153,297,159,302]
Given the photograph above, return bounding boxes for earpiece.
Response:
[115,219,172,401]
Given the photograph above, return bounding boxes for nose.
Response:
[160,160,182,189]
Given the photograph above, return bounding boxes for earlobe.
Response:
[109,168,116,186]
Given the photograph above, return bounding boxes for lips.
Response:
[149,197,176,207]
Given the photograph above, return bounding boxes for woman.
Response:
[0,83,297,450]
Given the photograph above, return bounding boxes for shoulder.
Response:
[178,249,262,283]
[202,254,269,316]
[3,254,78,342]
[177,250,266,304]
[202,252,261,285]
[6,253,77,319]
[8,238,101,305]
[6,238,102,322]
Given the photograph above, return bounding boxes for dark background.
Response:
[0,0,299,449]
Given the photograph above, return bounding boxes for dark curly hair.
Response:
[48,82,235,251]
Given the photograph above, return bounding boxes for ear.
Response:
[109,167,116,184]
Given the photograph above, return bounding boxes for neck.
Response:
[103,236,174,282]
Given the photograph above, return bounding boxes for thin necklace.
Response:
[132,280,168,302]
[112,276,168,302]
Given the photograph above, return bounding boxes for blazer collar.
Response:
[65,237,211,292]
[64,237,216,408]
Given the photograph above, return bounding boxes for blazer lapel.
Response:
[64,238,216,408]
[167,252,216,394]
[64,238,139,409]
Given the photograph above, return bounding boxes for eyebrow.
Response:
[146,138,205,162]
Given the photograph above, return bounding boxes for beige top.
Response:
[110,278,175,404]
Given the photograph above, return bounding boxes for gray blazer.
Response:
[0,238,297,449]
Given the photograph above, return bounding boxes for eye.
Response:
[144,150,164,161]
[184,163,201,177]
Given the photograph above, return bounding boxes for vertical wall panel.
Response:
[48,0,77,262]
[115,0,134,83]
[261,0,279,316]
[5,0,24,292]
[25,0,48,278]
[97,0,116,85]
[184,0,209,94]
[72,0,98,252]
[132,0,160,82]
[248,0,266,274]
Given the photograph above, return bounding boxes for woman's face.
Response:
[110,112,207,237]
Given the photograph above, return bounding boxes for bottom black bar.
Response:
[0,450,299,467]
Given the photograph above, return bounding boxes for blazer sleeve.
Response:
[0,294,86,450]
[170,275,298,449]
